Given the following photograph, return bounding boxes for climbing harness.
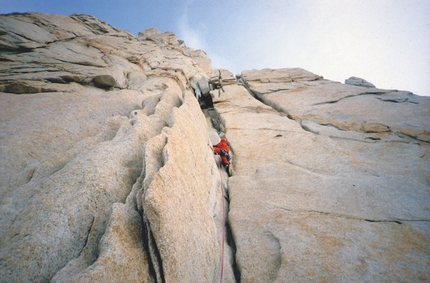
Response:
[220,148,231,163]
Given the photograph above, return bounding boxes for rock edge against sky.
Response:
[0,12,429,283]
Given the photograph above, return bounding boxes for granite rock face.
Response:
[0,12,231,283]
[213,68,429,282]
[1,13,429,283]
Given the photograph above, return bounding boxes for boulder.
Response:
[93,74,118,88]
[345,76,376,87]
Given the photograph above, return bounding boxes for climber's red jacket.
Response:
[213,138,231,166]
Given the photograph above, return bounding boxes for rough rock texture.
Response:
[211,68,429,282]
[0,12,232,283]
[1,13,429,283]
[64,203,152,283]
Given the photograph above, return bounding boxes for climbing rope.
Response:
[211,144,226,283]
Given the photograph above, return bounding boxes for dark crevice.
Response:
[226,221,241,282]
[320,123,346,131]
[141,215,165,283]
[238,76,265,103]
[1,68,62,74]
[313,99,344,105]
[0,45,34,53]
[298,120,319,134]
[358,91,395,95]
[312,91,393,106]
[330,135,406,144]
[45,77,69,84]
[225,192,241,283]
[312,94,357,105]
[239,74,298,123]
[264,88,293,94]
[150,224,165,283]
[364,219,430,224]
[0,57,14,62]
[375,97,419,104]
[274,207,430,224]
[394,131,430,144]
[140,217,157,282]
[202,93,224,134]
[200,93,214,109]
[204,84,240,281]
[364,219,402,224]
[78,216,95,257]
[208,110,223,133]
[365,136,381,141]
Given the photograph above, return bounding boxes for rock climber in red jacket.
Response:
[213,138,231,173]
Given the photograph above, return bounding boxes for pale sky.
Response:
[1,0,429,96]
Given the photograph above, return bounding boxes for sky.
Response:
[1,0,430,96]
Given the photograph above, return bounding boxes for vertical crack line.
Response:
[141,214,165,283]
[140,216,157,281]
[226,215,241,282]
[213,151,240,282]
[78,216,95,257]
[223,187,241,283]
[220,182,225,283]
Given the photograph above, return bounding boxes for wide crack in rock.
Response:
[1,12,429,283]
[240,69,430,143]
[1,12,229,283]
[211,68,430,282]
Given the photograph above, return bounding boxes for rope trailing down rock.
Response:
[212,145,227,283]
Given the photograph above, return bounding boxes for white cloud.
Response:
[178,14,205,50]
[177,7,236,73]
[177,0,430,95]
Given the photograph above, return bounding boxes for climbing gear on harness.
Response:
[213,138,231,169]
[221,149,231,163]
